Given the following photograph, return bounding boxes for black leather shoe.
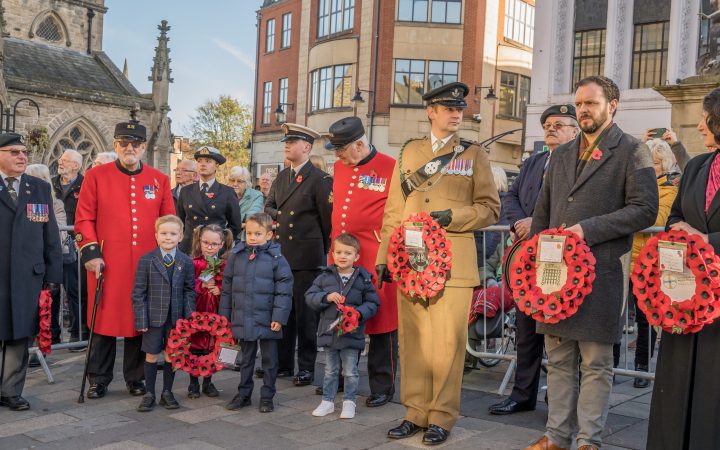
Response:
[259,399,274,413]
[366,393,392,407]
[293,370,313,386]
[126,381,147,396]
[225,394,251,410]
[159,390,180,409]
[422,425,449,445]
[488,398,535,415]
[28,355,41,368]
[188,383,200,399]
[255,367,265,379]
[388,420,424,439]
[277,370,293,378]
[0,395,30,411]
[634,365,650,388]
[136,394,155,412]
[87,383,107,399]
[202,381,219,397]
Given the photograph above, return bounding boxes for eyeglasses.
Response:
[0,149,29,157]
[201,241,222,248]
[228,179,247,184]
[543,123,576,131]
[333,144,351,153]
[173,169,196,174]
[116,140,143,149]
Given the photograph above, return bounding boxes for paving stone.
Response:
[35,388,81,403]
[63,398,136,419]
[609,401,650,420]
[197,419,298,449]
[602,413,644,438]
[281,419,368,445]
[268,407,338,430]
[93,440,158,450]
[387,426,479,449]
[163,440,226,450]
[0,408,38,424]
[219,403,295,426]
[472,423,545,449]
[169,404,239,424]
[24,412,135,443]
[633,392,652,405]
[604,418,648,450]
[0,412,77,438]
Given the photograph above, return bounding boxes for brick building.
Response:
[251,0,535,179]
[0,0,173,174]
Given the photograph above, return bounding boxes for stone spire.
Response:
[147,20,173,173]
[0,0,9,104]
[123,58,128,79]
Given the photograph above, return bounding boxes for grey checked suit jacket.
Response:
[132,248,196,330]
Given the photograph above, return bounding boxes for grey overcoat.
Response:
[530,124,658,343]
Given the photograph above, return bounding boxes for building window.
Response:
[631,21,669,89]
[398,0,461,24]
[572,29,606,87]
[318,0,355,38]
[266,19,275,53]
[279,77,289,108]
[309,64,353,111]
[281,13,292,48]
[498,71,530,119]
[428,61,458,90]
[36,15,64,42]
[393,59,459,105]
[504,0,534,48]
[262,81,273,124]
[50,125,98,173]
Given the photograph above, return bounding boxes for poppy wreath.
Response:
[335,302,361,335]
[165,311,235,377]
[632,230,720,334]
[506,228,596,324]
[37,289,53,355]
[387,212,452,302]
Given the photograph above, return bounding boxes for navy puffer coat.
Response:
[219,241,293,341]
[305,265,379,350]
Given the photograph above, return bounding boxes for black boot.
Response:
[633,364,650,388]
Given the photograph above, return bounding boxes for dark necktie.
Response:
[201,182,209,195]
[163,253,174,265]
[290,169,296,180]
[5,177,17,203]
[341,275,350,285]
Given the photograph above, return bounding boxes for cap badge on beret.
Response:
[451,88,461,98]
[200,148,210,155]
[560,105,568,114]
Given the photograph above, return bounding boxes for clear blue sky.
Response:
[103,1,259,135]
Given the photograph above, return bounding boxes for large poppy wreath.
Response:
[165,312,235,377]
[632,230,720,334]
[38,289,52,355]
[387,212,452,302]
[506,228,596,324]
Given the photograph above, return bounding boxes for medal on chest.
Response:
[26,203,49,222]
[357,174,387,192]
[442,158,473,176]
[143,185,156,199]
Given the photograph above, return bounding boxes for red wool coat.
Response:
[330,150,398,335]
[75,161,175,337]
[190,255,225,351]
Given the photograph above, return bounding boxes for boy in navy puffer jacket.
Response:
[219,213,293,413]
[306,234,379,419]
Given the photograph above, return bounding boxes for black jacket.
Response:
[265,162,333,270]
[51,173,83,232]
[176,180,243,252]
[305,265,379,350]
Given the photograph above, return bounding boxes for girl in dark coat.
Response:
[647,88,720,450]
[219,213,293,413]
[187,224,233,399]
[306,234,379,419]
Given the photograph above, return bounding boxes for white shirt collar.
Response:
[199,178,216,189]
[430,133,454,153]
[291,159,309,173]
[0,170,20,188]
[160,248,177,260]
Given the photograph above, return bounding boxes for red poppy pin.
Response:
[206,192,215,199]
[296,175,303,183]
[591,149,603,160]
[73,191,80,199]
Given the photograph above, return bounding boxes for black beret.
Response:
[194,146,227,165]
[325,117,365,150]
[540,104,577,125]
[114,121,147,142]
[0,132,25,148]
[422,82,469,108]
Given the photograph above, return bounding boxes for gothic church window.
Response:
[36,15,63,42]
[49,125,100,173]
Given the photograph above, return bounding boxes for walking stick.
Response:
[78,264,104,403]
[0,340,6,392]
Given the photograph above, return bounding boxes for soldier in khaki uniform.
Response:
[376,82,500,445]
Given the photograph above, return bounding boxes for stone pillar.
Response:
[605,0,634,89]
[667,0,700,83]
[550,0,576,96]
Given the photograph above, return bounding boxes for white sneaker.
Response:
[312,400,335,417]
[340,400,356,419]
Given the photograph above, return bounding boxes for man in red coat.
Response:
[75,118,175,399]
[326,117,398,407]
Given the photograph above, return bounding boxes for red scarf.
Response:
[705,152,720,214]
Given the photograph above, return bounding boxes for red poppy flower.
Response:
[591,149,602,160]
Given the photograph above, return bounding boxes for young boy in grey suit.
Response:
[132,215,196,412]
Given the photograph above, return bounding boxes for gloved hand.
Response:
[42,282,59,292]
[430,209,453,227]
[376,264,392,289]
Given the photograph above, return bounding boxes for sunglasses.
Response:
[0,149,29,157]
[116,140,144,149]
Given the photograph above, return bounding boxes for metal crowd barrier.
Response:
[466,225,665,395]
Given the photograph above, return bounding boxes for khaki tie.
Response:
[5,177,17,203]
[433,140,444,153]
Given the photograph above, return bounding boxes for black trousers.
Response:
[63,260,88,339]
[239,339,278,400]
[368,330,398,396]
[87,333,144,386]
[278,269,320,374]
[49,283,62,343]
[509,310,544,406]
[0,337,30,397]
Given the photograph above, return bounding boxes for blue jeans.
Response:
[322,348,360,402]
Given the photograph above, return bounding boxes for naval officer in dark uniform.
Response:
[265,123,333,386]
[176,146,243,252]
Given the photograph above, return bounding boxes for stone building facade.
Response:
[0,0,173,174]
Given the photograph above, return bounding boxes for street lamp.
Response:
[274,103,294,124]
[351,88,374,104]
[474,85,498,104]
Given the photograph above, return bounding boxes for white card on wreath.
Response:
[658,240,686,273]
[218,344,240,365]
[403,222,424,248]
[538,235,565,264]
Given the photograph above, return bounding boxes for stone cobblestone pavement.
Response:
[0,344,650,449]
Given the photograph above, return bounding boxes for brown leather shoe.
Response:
[524,436,569,450]
[578,446,599,450]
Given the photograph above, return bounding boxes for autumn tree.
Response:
[186,95,252,181]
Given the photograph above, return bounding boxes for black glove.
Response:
[42,282,59,292]
[430,209,453,228]
[376,264,391,289]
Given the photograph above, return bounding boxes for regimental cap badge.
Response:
[560,105,568,114]
[451,88,461,98]
[200,148,210,155]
